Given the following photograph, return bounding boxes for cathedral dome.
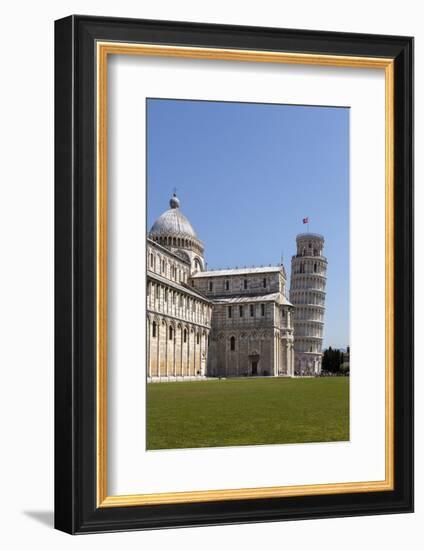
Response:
[149,193,197,239]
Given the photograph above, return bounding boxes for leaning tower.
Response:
[290,233,327,376]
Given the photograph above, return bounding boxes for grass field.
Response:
[146,377,349,450]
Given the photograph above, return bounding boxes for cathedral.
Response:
[146,193,327,381]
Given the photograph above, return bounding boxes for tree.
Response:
[322,347,345,373]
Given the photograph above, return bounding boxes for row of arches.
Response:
[294,356,321,376]
[289,290,326,305]
[147,281,211,326]
[293,260,326,275]
[294,340,322,353]
[151,234,192,248]
[296,239,324,258]
[147,317,210,378]
[293,326,323,338]
[290,277,326,291]
[150,234,204,255]
[293,307,324,322]
[298,247,322,257]
[147,247,189,284]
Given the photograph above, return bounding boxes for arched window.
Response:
[150,254,154,268]
[314,263,317,273]
[196,333,200,345]
[169,326,173,340]
[152,321,157,338]
[183,329,187,343]
[162,259,166,273]
[230,336,235,351]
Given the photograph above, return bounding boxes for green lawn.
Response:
[146,377,349,450]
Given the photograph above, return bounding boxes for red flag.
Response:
[303,217,309,224]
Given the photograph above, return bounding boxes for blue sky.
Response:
[147,98,349,349]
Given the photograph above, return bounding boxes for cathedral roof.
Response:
[213,292,293,306]
[192,266,284,278]
[149,193,197,239]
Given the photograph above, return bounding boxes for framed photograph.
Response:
[54,15,413,533]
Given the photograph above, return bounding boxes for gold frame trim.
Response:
[96,42,395,508]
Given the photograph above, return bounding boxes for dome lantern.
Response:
[169,192,180,209]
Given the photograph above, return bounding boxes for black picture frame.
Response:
[55,15,414,534]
